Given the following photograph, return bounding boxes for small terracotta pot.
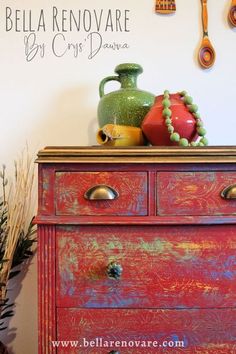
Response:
[142,93,198,146]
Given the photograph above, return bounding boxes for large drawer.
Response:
[56,225,236,308]
[55,171,148,216]
[56,308,236,353]
[157,171,236,216]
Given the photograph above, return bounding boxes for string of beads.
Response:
[162,90,208,146]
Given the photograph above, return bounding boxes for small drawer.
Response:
[55,171,148,216]
[57,308,236,353]
[157,171,236,216]
[56,225,236,309]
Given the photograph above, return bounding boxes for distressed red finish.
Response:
[38,225,56,354]
[36,147,236,353]
[56,224,236,309]
[157,171,236,215]
[55,171,148,216]
[57,308,236,353]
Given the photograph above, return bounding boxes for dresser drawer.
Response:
[157,171,236,216]
[56,225,236,309]
[57,308,236,353]
[55,171,148,216]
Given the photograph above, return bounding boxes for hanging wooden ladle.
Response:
[228,0,236,27]
[198,0,216,69]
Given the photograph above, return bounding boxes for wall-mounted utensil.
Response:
[228,0,236,27]
[198,0,216,69]
[156,0,176,14]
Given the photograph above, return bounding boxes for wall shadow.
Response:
[1,252,36,354]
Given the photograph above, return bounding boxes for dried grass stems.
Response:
[0,151,35,303]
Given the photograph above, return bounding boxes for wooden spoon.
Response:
[229,0,236,27]
[198,0,216,69]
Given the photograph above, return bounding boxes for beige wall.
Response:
[1,0,236,353]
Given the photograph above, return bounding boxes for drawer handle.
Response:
[107,261,123,280]
[221,184,236,199]
[109,351,120,354]
[84,185,119,200]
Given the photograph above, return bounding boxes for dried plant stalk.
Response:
[0,151,34,302]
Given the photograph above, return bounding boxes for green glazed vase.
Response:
[97,63,155,128]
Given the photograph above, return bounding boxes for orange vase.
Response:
[141,93,198,146]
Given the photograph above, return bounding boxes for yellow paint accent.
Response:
[184,184,198,192]
[194,281,219,292]
[176,241,216,251]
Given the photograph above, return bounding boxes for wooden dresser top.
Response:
[36,146,236,164]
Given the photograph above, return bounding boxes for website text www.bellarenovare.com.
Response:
[51,337,185,349]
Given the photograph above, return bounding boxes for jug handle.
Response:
[99,76,121,98]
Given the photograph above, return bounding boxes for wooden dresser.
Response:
[36,146,236,354]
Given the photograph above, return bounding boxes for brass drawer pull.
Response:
[84,185,119,200]
[221,184,236,199]
[107,261,123,280]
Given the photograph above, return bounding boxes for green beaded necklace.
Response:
[162,90,208,147]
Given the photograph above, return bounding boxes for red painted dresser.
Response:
[36,146,236,354]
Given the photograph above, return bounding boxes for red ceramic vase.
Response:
[141,93,198,146]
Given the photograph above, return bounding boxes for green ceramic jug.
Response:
[97,63,155,128]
